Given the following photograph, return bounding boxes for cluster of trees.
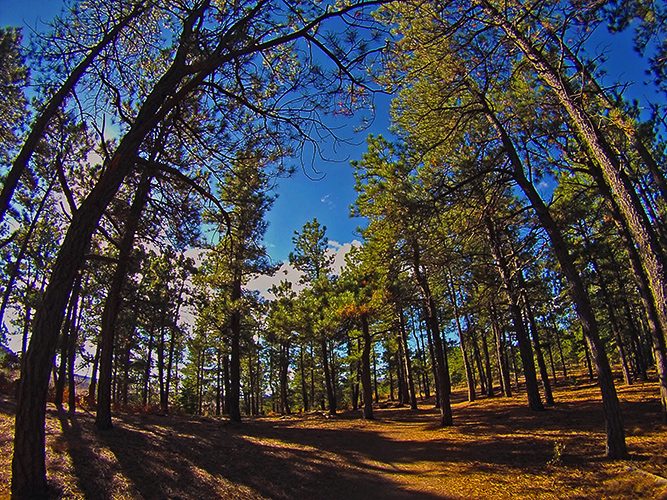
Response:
[0,1,385,497]
[0,0,665,498]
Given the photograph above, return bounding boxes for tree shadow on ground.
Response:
[2,380,664,499]
[57,409,446,499]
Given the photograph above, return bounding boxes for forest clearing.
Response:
[1,378,666,499]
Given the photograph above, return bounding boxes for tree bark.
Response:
[96,170,152,429]
[299,346,308,411]
[592,167,667,420]
[483,214,544,411]
[0,3,148,224]
[480,329,494,397]
[229,270,242,422]
[517,273,554,405]
[490,301,512,397]
[11,4,218,491]
[87,342,100,406]
[0,176,56,327]
[360,315,374,420]
[446,275,476,402]
[397,305,418,409]
[482,1,667,385]
[320,335,336,415]
[481,100,627,457]
[67,280,83,415]
[412,241,452,426]
[279,340,291,415]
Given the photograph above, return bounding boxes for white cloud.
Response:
[245,239,362,299]
[328,239,343,251]
[246,261,305,300]
[184,246,207,266]
[320,193,335,209]
[328,239,361,275]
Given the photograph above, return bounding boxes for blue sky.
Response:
[1,0,392,264]
[1,0,661,266]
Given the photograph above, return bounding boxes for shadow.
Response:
[2,379,665,499]
[91,412,446,499]
[51,408,115,499]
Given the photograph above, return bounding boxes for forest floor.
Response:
[1,379,666,499]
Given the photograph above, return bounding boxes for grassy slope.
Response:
[1,380,666,499]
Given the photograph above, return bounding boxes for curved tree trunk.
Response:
[512,162,627,457]
[10,38,199,495]
[478,96,627,457]
[96,170,152,430]
[0,176,56,327]
[592,167,667,421]
[0,2,148,224]
[482,0,667,385]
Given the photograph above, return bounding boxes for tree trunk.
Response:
[583,336,595,381]
[157,309,167,414]
[412,313,430,399]
[320,335,336,415]
[484,1,667,390]
[299,346,308,411]
[593,167,667,420]
[483,214,543,411]
[0,3,147,224]
[142,325,155,407]
[397,306,418,409]
[372,343,379,403]
[96,171,152,429]
[87,342,100,406]
[423,316,439,407]
[280,340,291,415]
[480,329,494,397]
[223,354,231,415]
[164,319,180,415]
[67,278,83,415]
[10,8,215,490]
[490,301,512,397]
[580,228,633,386]
[360,315,374,420]
[517,272,554,405]
[412,241,452,426]
[0,175,55,327]
[468,320,487,396]
[229,270,242,422]
[482,100,627,457]
[446,275,475,402]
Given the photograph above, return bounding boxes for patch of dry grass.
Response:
[0,379,665,499]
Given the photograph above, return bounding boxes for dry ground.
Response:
[1,380,666,499]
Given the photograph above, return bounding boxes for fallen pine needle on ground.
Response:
[1,380,666,499]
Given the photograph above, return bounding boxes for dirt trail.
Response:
[1,381,666,498]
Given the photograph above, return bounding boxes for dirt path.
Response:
[1,381,666,498]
